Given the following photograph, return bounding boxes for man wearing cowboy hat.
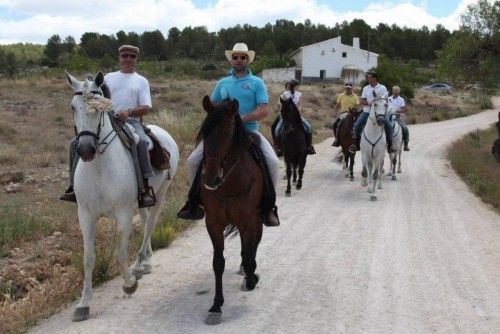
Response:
[177,43,280,226]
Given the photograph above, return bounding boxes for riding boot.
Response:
[275,135,283,157]
[177,164,205,220]
[305,132,316,155]
[59,185,76,202]
[404,142,410,151]
[264,205,280,227]
[138,179,156,208]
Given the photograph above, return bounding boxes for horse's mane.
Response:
[281,98,302,126]
[196,99,250,150]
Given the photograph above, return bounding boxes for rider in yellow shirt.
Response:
[332,83,360,146]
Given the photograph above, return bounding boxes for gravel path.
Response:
[31,101,499,334]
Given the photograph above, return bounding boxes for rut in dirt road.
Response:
[30,106,499,334]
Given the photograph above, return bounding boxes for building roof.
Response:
[290,36,379,57]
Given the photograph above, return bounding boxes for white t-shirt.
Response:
[388,95,406,112]
[280,90,301,106]
[361,83,388,113]
[104,71,152,120]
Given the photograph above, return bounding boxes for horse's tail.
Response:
[224,224,239,239]
[333,150,344,165]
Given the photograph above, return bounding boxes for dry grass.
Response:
[449,126,500,212]
[0,76,485,334]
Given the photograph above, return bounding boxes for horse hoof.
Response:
[370,195,377,201]
[72,307,90,322]
[237,265,245,276]
[123,279,138,295]
[205,312,221,325]
[391,176,397,181]
[296,184,302,190]
[143,264,152,274]
[132,269,144,280]
[241,274,260,291]
[350,177,354,181]
[285,191,291,197]
[397,170,402,173]
[361,180,368,187]
[367,188,373,193]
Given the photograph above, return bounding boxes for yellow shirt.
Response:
[336,93,359,112]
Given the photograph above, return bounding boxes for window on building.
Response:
[342,52,347,58]
[320,70,326,80]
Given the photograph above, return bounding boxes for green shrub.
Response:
[479,96,493,109]
[0,200,47,247]
[62,54,97,72]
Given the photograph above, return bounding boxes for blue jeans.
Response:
[353,112,393,144]
[275,117,312,138]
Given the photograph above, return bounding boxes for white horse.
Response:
[65,71,179,322]
[360,95,388,201]
[387,112,403,180]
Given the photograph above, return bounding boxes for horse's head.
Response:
[65,70,111,162]
[370,94,388,126]
[280,97,301,134]
[198,95,246,190]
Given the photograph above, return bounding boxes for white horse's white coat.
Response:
[65,71,178,321]
[387,113,403,180]
[360,95,388,200]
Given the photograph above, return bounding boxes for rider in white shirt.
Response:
[388,86,410,151]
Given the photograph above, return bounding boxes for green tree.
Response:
[44,34,62,65]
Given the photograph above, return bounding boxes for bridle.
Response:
[73,90,118,154]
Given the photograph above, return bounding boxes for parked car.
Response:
[422,83,453,94]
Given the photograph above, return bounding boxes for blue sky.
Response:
[0,0,484,44]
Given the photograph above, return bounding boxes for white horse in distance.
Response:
[65,71,179,322]
[387,112,403,180]
[360,94,388,200]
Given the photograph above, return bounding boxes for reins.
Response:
[363,102,385,157]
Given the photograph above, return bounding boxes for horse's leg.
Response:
[391,153,397,181]
[361,163,368,187]
[285,160,292,196]
[240,220,262,291]
[397,149,402,173]
[205,221,225,325]
[349,152,355,181]
[344,151,349,177]
[366,161,373,192]
[115,209,138,294]
[73,209,97,322]
[296,158,304,190]
[237,234,245,275]
[292,163,297,183]
[378,160,384,190]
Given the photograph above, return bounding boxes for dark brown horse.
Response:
[198,96,264,325]
[280,97,307,196]
[336,108,358,180]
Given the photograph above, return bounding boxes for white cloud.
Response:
[0,0,488,44]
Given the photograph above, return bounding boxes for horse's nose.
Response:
[77,143,96,162]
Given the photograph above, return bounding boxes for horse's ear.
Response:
[229,99,239,116]
[202,95,214,113]
[64,70,79,91]
[95,70,104,87]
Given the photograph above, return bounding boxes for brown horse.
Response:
[336,108,358,180]
[198,96,264,325]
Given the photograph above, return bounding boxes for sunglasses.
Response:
[232,55,247,61]
[120,53,137,59]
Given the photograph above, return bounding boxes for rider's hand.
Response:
[116,110,129,122]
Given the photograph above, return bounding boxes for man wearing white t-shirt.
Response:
[60,45,156,207]
[388,86,410,151]
[350,72,395,153]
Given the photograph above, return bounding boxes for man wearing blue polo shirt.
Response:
[177,43,280,226]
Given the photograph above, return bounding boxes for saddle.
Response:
[110,117,170,171]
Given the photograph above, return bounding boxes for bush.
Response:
[479,96,493,109]
[62,54,97,72]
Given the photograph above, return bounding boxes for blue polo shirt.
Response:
[211,69,269,132]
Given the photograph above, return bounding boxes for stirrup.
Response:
[306,146,316,155]
[139,186,156,208]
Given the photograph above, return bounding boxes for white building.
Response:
[290,37,378,84]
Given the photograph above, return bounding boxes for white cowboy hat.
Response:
[225,43,255,63]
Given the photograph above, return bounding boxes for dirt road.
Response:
[31,103,499,333]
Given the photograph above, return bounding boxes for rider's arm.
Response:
[241,104,269,122]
